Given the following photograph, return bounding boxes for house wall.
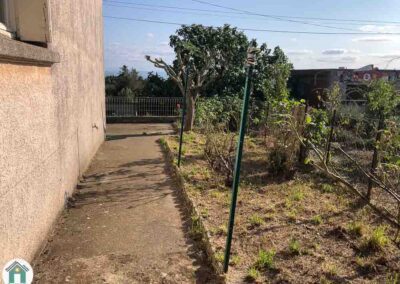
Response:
[0,0,105,268]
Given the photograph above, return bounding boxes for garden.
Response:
[148,24,400,283]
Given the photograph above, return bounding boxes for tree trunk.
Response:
[184,94,196,131]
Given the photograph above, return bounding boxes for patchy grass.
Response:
[164,133,400,283]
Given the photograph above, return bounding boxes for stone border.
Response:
[0,36,60,65]
[107,116,179,124]
[158,137,226,283]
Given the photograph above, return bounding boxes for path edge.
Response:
[158,137,226,283]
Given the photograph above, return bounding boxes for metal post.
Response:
[325,109,337,165]
[177,65,190,168]
[224,48,257,273]
[367,112,385,201]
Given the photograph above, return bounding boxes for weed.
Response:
[214,252,224,263]
[355,256,374,273]
[324,203,339,214]
[289,239,301,255]
[322,262,338,276]
[320,276,332,284]
[386,272,399,284]
[230,255,241,266]
[210,190,224,199]
[286,209,297,222]
[214,224,227,236]
[320,183,334,193]
[312,242,321,251]
[158,138,167,148]
[346,221,365,237]
[285,198,293,209]
[362,225,389,252]
[311,215,323,225]
[246,267,260,282]
[255,249,275,269]
[249,214,265,227]
[290,188,305,201]
[200,208,209,218]
[190,214,203,239]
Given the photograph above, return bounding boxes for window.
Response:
[0,0,16,37]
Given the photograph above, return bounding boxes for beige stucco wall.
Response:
[0,0,105,268]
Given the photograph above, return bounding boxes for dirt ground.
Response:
[165,132,400,284]
[33,124,218,284]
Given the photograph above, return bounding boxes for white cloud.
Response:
[317,55,359,63]
[322,49,346,55]
[146,32,155,39]
[322,49,361,55]
[352,36,394,42]
[368,53,400,59]
[359,25,400,33]
[286,49,313,56]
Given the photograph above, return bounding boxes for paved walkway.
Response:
[34,124,217,283]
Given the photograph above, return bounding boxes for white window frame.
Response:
[0,0,16,38]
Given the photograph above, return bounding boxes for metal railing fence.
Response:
[106,96,183,117]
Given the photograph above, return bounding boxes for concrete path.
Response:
[34,124,217,283]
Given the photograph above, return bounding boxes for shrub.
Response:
[204,127,236,186]
[268,148,290,175]
[196,95,242,131]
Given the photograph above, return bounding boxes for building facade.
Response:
[289,65,400,106]
[0,0,105,268]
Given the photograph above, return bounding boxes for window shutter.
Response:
[15,0,49,43]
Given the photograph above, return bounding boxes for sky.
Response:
[103,0,400,75]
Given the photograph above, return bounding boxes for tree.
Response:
[105,65,145,97]
[142,72,180,97]
[146,24,248,131]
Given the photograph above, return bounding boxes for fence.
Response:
[106,96,183,118]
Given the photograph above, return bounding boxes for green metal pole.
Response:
[223,64,254,273]
[177,66,190,168]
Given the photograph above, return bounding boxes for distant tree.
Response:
[142,72,180,97]
[105,65,145,97]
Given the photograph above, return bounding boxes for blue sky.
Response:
[103,0,400,75]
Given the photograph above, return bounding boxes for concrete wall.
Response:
[0,0,105,268]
